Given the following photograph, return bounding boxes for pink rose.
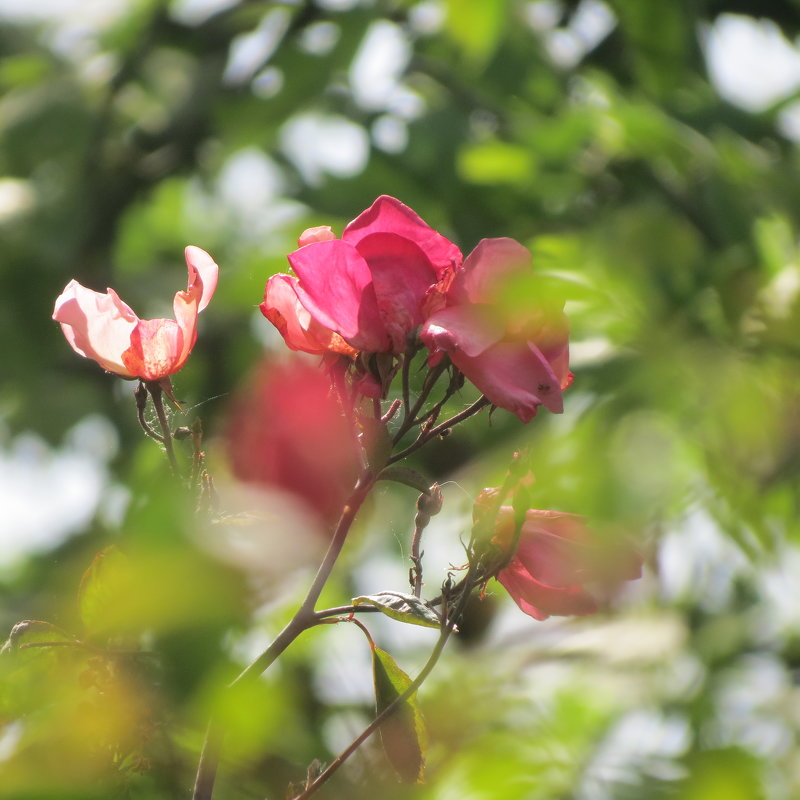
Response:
[478,493,641,620]
[53,246,218,381]
[261,196,461,355]
[226,359,359,523]
[421,238,572,422]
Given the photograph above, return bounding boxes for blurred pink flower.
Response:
[52,246,218,381]
[421,238,572,422]
[226,359,359,523]
[261,195,461,355]
[476,490,641,620]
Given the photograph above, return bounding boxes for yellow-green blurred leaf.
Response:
[458,141,536,185]
[443,0,508,65]
[78,546,131,639]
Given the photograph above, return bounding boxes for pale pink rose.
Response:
[421,238,572,422]
[262,196,462,355]
[52,246,218,381]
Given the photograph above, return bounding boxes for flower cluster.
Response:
[51,196,639,626]
[261,196,572,421]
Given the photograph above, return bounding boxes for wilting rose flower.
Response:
[476,489,641,620]
[226,358,359,523]
[421,238,571,422]
[52,246,218,382]
[261,195,461,355]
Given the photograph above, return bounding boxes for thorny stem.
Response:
[145,381,179,474]
[291,562,480,800]
[389,395,491,464]
[192,470,377,800]
[410,523,424,598]
[380,398,402,425]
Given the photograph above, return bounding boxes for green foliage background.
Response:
[2,0,800,798]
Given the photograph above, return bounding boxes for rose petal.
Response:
[227,360,359,522]
[455,237,531,305]
[184,245,219,313]
[449,340,564,421]
[356,232,439,351]
[343,195,462,277]
[497,558,598,620]
[288,239,389,352]
[261,274,357,357]
[53,281,138,376]
[121,318,184,381]
[298,225,336,246]
[421,305,504,358]
[514,511,597,587]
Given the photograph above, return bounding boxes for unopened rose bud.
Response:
[416,483,443,518]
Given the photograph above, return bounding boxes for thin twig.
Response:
[410,484,442,598]
[392,360,446,444]
[389,395,490,464]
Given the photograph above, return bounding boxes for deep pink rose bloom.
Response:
[476,490,641,620]
[226,359,359,523]
[52,246,218,381]
[261,195,461,355]
[421,238,572,422]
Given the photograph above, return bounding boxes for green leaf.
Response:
[457,141,537,185]
[353,592,442,629]
[372,646,427,783]
[443,0,508,65]
[361,416,393,472]
[0,620,77,655]
[77,545,131,638]
[377,466,432,495]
